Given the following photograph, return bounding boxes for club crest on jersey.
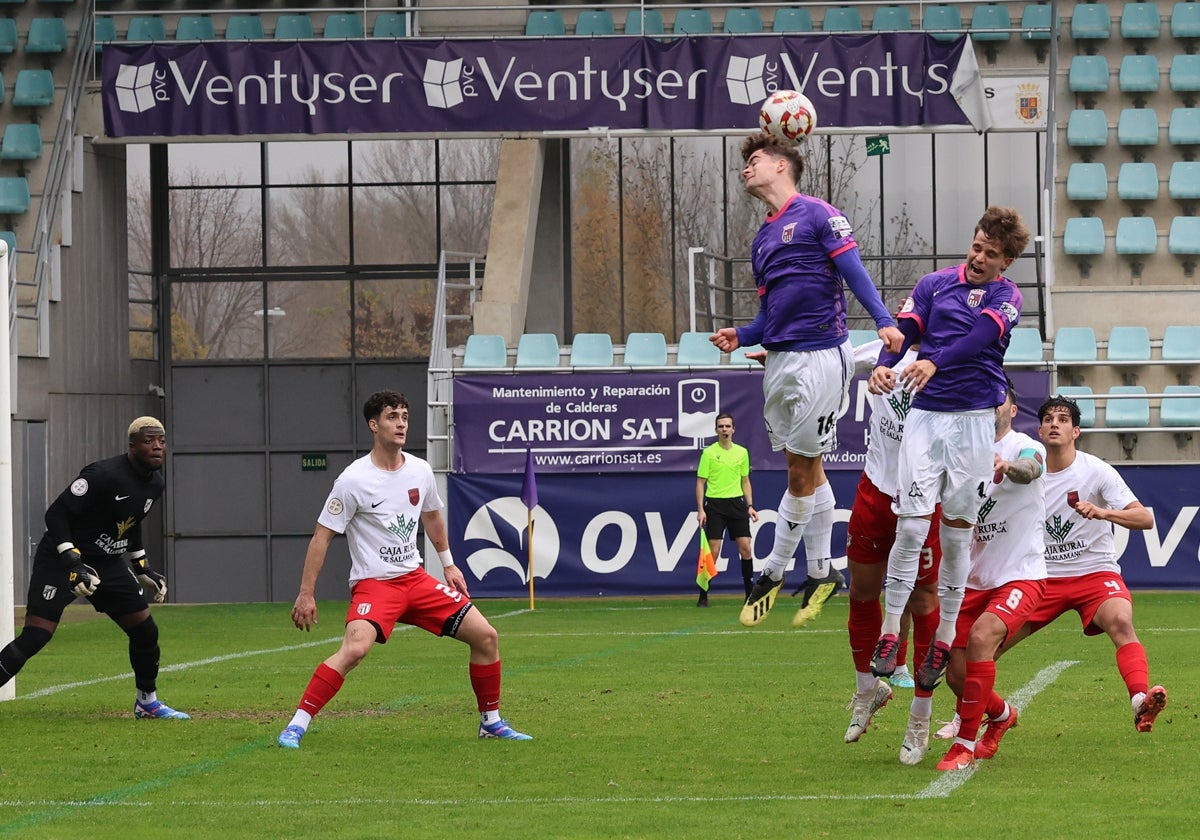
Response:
[408,488,420,506]
[144,499,153,514]
[357,603,372,615]
[899,297,915,313]
[70,478,88,496]
[327,498,344,516]
[43,585,57,600]
[781,222,796,244]
[967,288,985,308]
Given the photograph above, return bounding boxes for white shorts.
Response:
[761,342,855,457]
[892,407,994,521]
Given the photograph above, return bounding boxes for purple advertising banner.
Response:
[102,33,987,138]
[448,465,1200,598]
[451,368,1050,475]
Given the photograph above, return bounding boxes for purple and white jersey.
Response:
[897,264,1022,412]
[736,194,863,351]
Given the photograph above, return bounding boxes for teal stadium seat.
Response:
[176,16,215,42]
[970,4,1012,42]
[624,333,669,367]
[849,329,879,347]
[0,72,5,106]
[26,17,68,53]
[1161,385,1200,426]
[1067,109,1108,148]
[462,334,508,369]
[1069,56,1110,94]
[323,14,363,39]
[569,333,614,367]
[1173,1,1200,38]
[1054,327,1098,362]
[1169,108,1200,146]
[1117,108,1159,147]
[94,16,117,51]
[871,6,912,31]
[625,10,665,35]
[1162,325,1200,361]
[225,16,265,41]
[1169,162,1200,200]
[372,13,407,38]
[1120,2,1162,40]
[1119,55,1160,94]
[673,9,714,35]
[1115,217,1158,254]
[0,177,31,215]
[1168,216,1200,256]
[1071,3,1112,41]
[1021,2,1058,41]
[274,14,314,40]
[822,7,863,31]
[1067,162,1109,201]
[923,5,964,42]
[126,17,166,43]
[1056,386,1097,427]
[1004,327,1045,364]
[0,123,42,162]
[722,8,763,34]
[1170,55,1200,93]
[12,70,55,107]
[1117,162,1160,200]
[1107,326,1152,362]
[516,333,562,368]
[1105,385,1150,427]
[772,8,813,33]
[1063,217,1105,254]
[575,10,615,36]
[525,11,565,36]
[676,332,721,366]
[727,344,764,366]
[0,19,17,55]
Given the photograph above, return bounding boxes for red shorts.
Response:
[846,472,941,587]
[346,567,473,642]
[1023,571,1133,636]
[953,579,1047,649]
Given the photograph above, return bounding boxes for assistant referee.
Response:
[695,413,759,605]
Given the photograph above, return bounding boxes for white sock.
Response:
[893,664,911,677]
[935,523,974,645]
[954,736,977,752]
[856,671,877,693]
[910,695,933,719]
[763,493,814,578]
[804,483,836,578]
[288,710,313,731]
[482,710,502,725]
[137,690,157,706]
[881,517,931,635]
[992,702,1011,723]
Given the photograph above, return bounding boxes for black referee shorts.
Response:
[703,496,751,541]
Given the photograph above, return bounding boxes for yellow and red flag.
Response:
[695,531,719,591]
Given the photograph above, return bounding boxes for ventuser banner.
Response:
[102,33,991,138]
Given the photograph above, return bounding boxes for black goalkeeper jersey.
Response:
[35,453,165,566]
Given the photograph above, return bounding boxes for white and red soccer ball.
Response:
[758,90,818,143]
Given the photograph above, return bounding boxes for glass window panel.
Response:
[168,187,263,269]
[985,133,1042,229]
[439,138,503,182]
[620,137,674,338]
[170,280,264,360]
[440,184,493,254]
[266,141,349,185]
[569,138,621,335]
[126,145,151,273]
[266,280,351,359]
[933,134,986,266]
[168,143,260,186]
[880,133,935,302]
[352,185,436,264]
[266,186,350,266]
[354,278,437,359]
[351,139,435,184]
[129,301,157,360]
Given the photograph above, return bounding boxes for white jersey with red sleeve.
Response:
[1041,450,1138,577]
[317,452,444,586]
[854,339,917,498]
[969,429,1048,590]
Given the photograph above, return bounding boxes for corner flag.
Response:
[696,530,718,591]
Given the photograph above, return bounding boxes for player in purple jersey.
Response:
[868,206,1030,693]
[710,133,902,628]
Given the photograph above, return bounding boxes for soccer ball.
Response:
[758,90,818,143]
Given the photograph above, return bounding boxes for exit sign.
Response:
[301,453,327,471]
[866,135,891,156]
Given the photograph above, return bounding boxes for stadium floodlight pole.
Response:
[0,239,14,701]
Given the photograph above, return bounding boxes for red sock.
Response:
[297,662,345,717]
[847,598,882,674]
[1115,642,1150,697]
[959,659,997,742]
[470,660,502,713]
[896,636,910,671]
[911,608,939,672]
[985,692,1008,720]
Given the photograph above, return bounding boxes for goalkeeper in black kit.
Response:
[0,417,189,719]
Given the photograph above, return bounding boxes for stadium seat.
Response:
[1119,55,1160,94]
[1169,107,1200,146]
[923,4,964,41]
[871,6,912,31]
[323,14,364,39]
[372,13,407,38]
[1104,385,1150,428]
[94,16,118,52]
[772,8,814,33]
[126,16,166,43]
[1063,217,1106,254]
[1021,2,1058,41]
[676,331,721,366]
[515,333,562,368]
[1067,109,1108,148]
[1161,385,1200,426]
[1168,216,1200,255]
[624,10,665,35]
[175,16,215,42]
[1117,162,1160,201]
[0,177,31,215]
[1169,162,1200,200]
[12,70,55,108]
[1069,56,1110,94]
[722,8,763,34]
[1170,55,1200,94]
[970,4,1012,41]
[1120,2,1162,40]
[569,333,614,367]
[525,11,565,36]
[0,19,17,55]
[225,16,265,41]
[673,9,714,35]
[274,14,314,40]
[1071,3,1112,41]
[0,72,7,106]
[1054,327,1098,362]
[0,123,42,162]
[575,10,615,36]
[461,334,508,369]
[623,332,669,367]
[1172,1,1200,38]
[1066,162,1109,201]
[26,17,68,53]
[1117,108,1159,147]
[822,7,863,31]
[849,329,879,347]
[727,344,764,366]
[1163,325,1200,361]
[1107,326,1151,362]
[1115,217,1158,254]
[1004,327,1045,364]
[1056,386,1096,427]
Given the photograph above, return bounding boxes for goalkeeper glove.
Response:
[58,544,100,597]
[130,552,167,603]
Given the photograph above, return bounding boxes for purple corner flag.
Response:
[521,449,538,510]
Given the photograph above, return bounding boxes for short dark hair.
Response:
[975,206,1031,260]
[1037,394,1081,428]
[1005,375,1017,405]
[740,132,805,186]
[363,390,409,424]
[716,412,734,427]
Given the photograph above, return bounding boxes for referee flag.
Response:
[521,448,538,510]
[696,531,718,591]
